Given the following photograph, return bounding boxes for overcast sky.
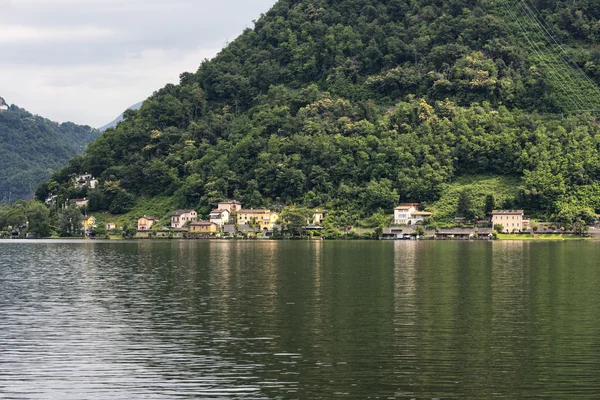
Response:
[0,0,277,127]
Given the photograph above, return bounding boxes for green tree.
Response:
[281,207,313,237]
[484,194,496,215]
[457,189,478,220]
[59,205,83,237]
[494,224,505,234]
[25,201,52,237]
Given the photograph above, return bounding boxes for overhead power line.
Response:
[496,0,600,114]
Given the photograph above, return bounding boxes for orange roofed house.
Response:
[492,210,524,233]
[238,209,280,231]
[138,216,159,231]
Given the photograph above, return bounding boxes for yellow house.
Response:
[137,216,159,231]
[81,216,97,232]
[492,210,524,233]
[238,209,280,231]
[190,221,219,233]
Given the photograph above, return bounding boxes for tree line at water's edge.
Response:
[25,0,600,228]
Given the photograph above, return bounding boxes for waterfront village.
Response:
[7,173,591,240]
[2,170,599,240]
[43,190,599,241]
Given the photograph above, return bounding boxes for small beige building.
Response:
[238,209,280,231]
[170,210,198,229]
[492,210,524,233]
[138,216,158,231]
[190,221,219,233]
[313,210,329,225]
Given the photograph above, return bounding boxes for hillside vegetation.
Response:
[0,105,99,203]
[37,0,600,226]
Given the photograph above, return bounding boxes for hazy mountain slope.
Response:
[38,0,600,223]
[99,101,144,131]
[0,105,99,203]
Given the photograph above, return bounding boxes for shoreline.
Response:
[0,236,595,243]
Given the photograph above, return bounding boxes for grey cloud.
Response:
[0,0,277,126]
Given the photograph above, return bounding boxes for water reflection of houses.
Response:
[393,241,420,356]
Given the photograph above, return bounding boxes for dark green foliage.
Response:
[59,205,83,237]
[457,188,479,221]
[24,201,51,238]
[281,207,313,236]
[36,0,600,221]
[0,106,99,203]
[484,195,496,216]
[0,200,54,237]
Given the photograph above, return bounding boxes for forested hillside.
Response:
[0,105,99,203]
[38,0,600,224]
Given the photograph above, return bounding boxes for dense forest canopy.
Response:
[38,0,600,224]
[0,105,99,203]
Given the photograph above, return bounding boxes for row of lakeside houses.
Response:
[138,200,328,233]
[65,196,533,237]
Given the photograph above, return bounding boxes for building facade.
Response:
[190,221,219,233]
[238,209,280,231]
[394,204,432,225]
[313,210,329,225]
[170,210,198,229]
[69,198,89,208]
[492,210,524,233]
[81,216,97,233]
[138,216,158,231]
[210,209,231,227]
[217,201,243,213]
[74,174,98,189]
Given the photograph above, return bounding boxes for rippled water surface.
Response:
[1,240,600,399]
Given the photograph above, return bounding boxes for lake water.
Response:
[1,240,600,399]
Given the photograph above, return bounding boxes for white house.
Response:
[45,194,58,206]
[0,97,8,112]
[210,209,231,227]
[74,174,98,189]
[394,203,433,225]
[170,210,198,229]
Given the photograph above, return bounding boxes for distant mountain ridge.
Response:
[99,101,143,131]
[0,105,99,203]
